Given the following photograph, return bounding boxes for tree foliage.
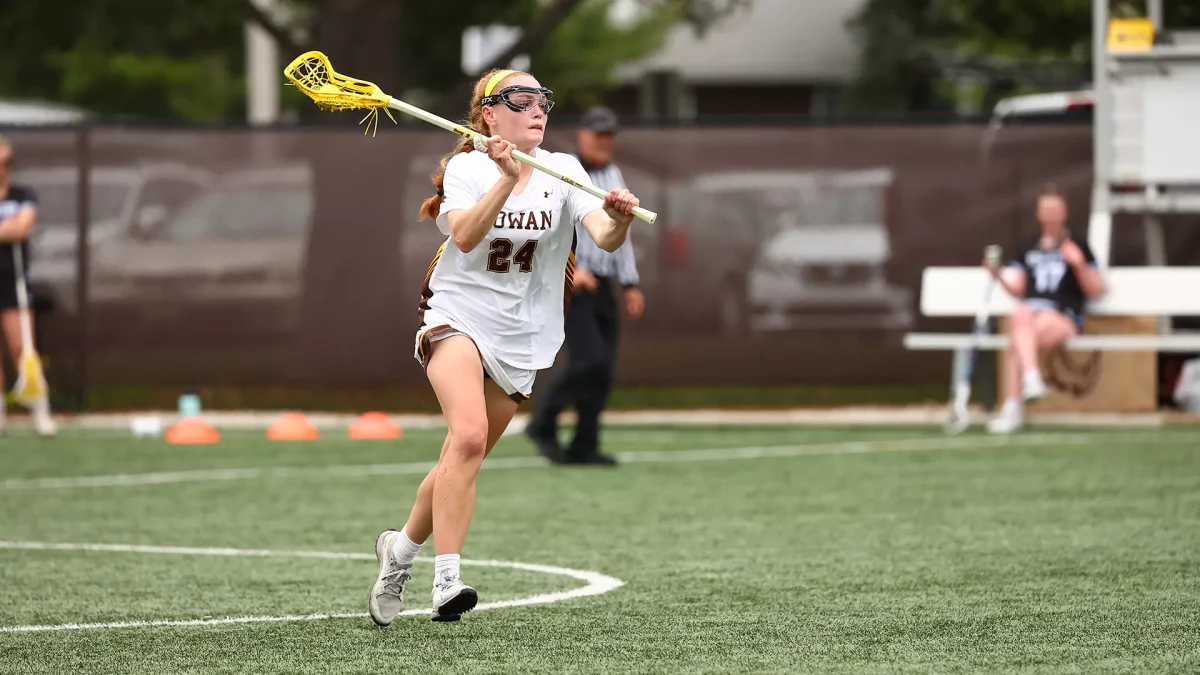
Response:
[529,1,681,110]
[0,0,247,120]
[843,0,1200,114]
[0,0,732,122]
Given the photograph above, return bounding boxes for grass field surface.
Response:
[1,424,1197,673]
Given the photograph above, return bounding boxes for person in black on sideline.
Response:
[526,106,644,465]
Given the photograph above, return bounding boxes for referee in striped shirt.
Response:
[527,106,643,466]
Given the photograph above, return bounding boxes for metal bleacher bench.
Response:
[903,266,1200,353]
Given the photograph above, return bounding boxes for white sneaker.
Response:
[1022,370,1048,403]
[29,398,57,437]
[368,529,413,627]
[431,572,478,622]
[987,404,1024,434]
[34,413,57,437]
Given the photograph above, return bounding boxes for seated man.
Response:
[985,184,1106,434]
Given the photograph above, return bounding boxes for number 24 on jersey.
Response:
[487,238,537,273]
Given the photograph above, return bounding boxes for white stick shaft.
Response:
[385,98,658,225]
[10,245,34,351]
[971,277,996,334]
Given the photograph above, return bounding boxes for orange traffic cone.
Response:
[267,413,319,441]
[166,417,220,445]
[348,412,402,440]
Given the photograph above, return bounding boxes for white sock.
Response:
[389,525,423,566]
[434,553,461,583]
[1002,398,1023,417]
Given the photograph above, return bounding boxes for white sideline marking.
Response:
[0,540,375,560]
[0,541,625,633]
[0,433,1099,491]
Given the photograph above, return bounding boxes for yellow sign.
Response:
[1108,18,1155,52]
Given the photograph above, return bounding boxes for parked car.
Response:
[655,168,912,335]
[980,89,1094,161]
[14,163,213,313]
[87,164,312,315]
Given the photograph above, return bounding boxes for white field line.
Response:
[0,433,1099,492]
[61,407,1183,431]
[0,541,624,634]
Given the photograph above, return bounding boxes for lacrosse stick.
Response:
[283,51,658,225]
[7,244,47,407]
[946,244,1003,434]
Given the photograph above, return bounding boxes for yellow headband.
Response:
[483,69,517,98]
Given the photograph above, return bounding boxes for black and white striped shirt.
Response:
[573,157,639,287]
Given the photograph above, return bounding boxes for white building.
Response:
[605,0,865,119]
[0,99,88,126]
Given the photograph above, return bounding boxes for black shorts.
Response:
[0,278,18,311]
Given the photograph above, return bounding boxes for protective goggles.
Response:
[482,85,555,113]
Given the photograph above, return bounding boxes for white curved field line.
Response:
[0,541,624,633]
[0,433,1103,492]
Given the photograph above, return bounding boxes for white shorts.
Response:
[415,318,535,404]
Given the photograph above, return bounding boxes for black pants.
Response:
[528,276,620,457]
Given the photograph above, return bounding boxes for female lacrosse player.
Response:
[367,68,640,624]
[984,184,1105,434]
[0,135,56,437]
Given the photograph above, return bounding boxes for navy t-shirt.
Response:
[1008,235,1098,321]
[0,184,35,274]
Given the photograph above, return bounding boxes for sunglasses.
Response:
[482,85,555,114]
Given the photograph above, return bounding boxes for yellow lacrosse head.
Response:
[283,51,397,135]
[8,351,46,407]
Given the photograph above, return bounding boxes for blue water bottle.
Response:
[178,393,201,419]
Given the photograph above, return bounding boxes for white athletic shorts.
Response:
[414,313,535,404]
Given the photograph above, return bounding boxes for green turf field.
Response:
[1,424,1197,674]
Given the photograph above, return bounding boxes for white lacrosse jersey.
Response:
[421,148,605,370]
